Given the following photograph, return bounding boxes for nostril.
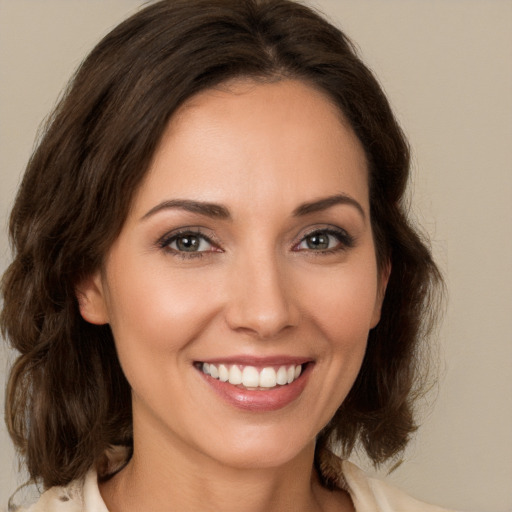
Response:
[225,303,299,339]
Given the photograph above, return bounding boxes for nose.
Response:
[224,252,299,339]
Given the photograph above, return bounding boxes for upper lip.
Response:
[196,355,313,366]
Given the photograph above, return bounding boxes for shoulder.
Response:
[10,446,128,512]
[318,449,458,512]
[11,449,459,512]
[340,460,459,512]
[11,470,107,512]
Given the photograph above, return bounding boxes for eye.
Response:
[295,228,354,252]
[169,233,211,252]
[158,229,220,257]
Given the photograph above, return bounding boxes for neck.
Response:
[103,439,320,512]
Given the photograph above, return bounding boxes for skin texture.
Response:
[78,79,388,512]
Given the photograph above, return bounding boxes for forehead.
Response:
[134,79,369,217]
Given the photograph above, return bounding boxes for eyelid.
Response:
[293,225,355,251]
[156,227,222,253]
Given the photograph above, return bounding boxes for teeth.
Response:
[201,363,304,389]
[276,366,288,385]
[228,365,243,385]
[242,366,259,387]
[287,365,295,384]
[210,364,219,379]
[218,364,229,382]
[259,367,276,388]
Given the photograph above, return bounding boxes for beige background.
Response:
[1,1,511,510]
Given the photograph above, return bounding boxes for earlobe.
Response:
[370,260,391,328]
[75,271,109,325]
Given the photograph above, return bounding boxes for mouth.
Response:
[194,359,313,411]
[196,362,304,390]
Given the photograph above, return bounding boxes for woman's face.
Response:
[80,79,387,470]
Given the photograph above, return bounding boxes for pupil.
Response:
[307,234,329,250]
[177,235,199,252]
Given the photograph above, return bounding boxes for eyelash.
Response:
[157,226,355,259]
[157,228,219,259]
[293,227,355,254]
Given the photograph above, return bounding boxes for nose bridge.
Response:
[225,243,298,338]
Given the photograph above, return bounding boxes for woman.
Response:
[1,0,450,510]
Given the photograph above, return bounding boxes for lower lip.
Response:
[197,364,312,412]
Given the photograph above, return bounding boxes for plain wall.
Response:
[1,1,511,510]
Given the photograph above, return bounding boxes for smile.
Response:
[195,359,313,411]
[200,363,302,390]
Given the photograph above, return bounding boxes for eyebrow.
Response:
[141,199,231,221]
[292,194,366,220]
[141,193,365,222]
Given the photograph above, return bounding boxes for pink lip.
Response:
[196,361,313,412]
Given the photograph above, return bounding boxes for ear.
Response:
[75,271,109,325]
[370,260,391,329]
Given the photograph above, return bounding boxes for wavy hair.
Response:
[1,0,443,489]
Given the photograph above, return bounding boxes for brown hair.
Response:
[1,0,442,489]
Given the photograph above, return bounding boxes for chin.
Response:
[194,422,317,471]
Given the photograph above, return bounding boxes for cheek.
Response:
[297,261,380,344]
[103,258,222,372]
[286,261,379,429]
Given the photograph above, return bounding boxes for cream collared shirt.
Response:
[13,458,457,512]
